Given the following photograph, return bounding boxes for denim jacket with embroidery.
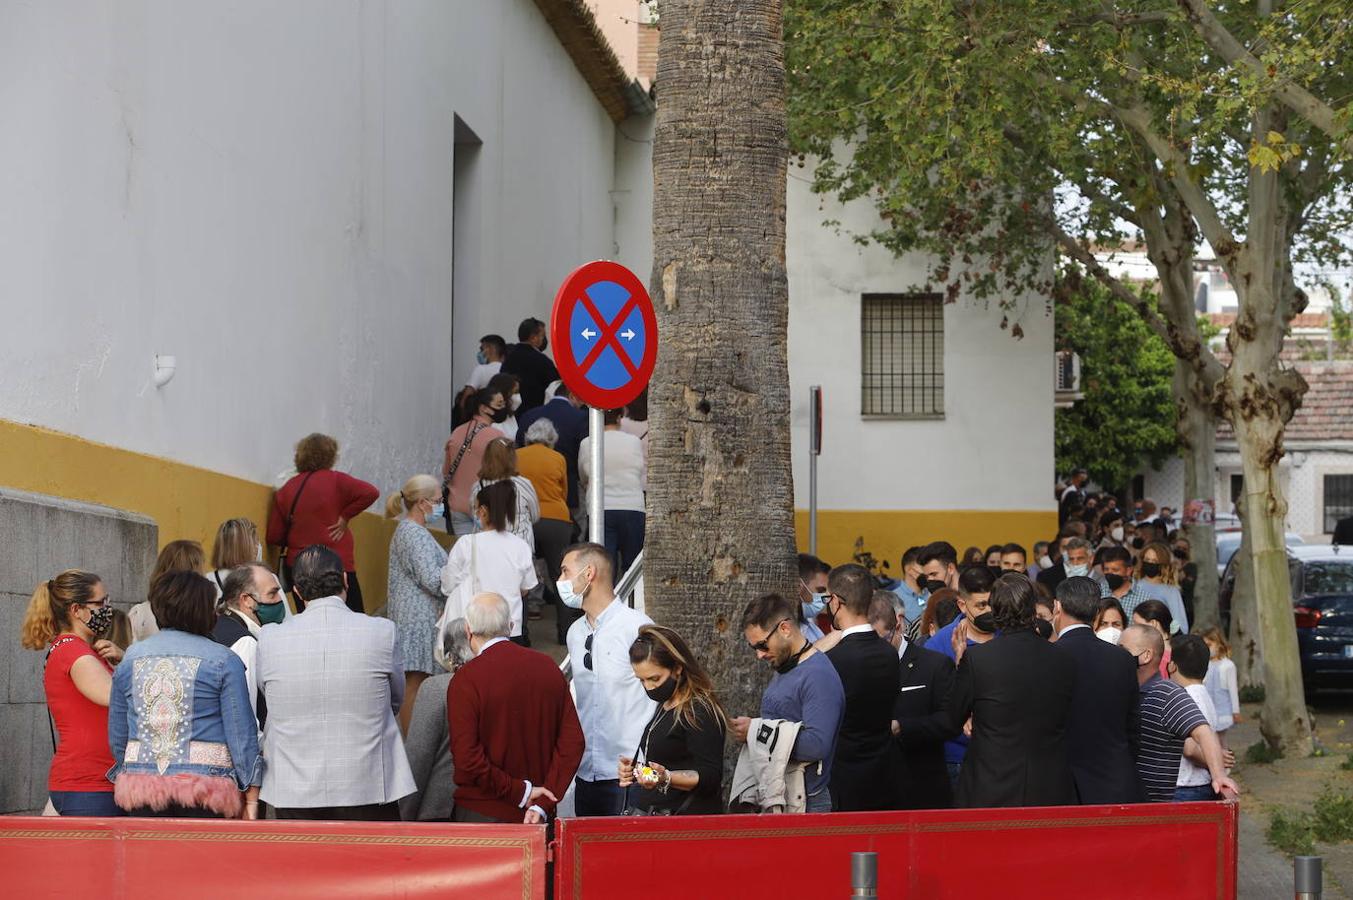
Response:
[108,628,264,790]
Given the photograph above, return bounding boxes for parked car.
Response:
[1219,545,1353,693]
[1215,531,1304,577]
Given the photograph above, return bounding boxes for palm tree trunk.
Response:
[645,0,796,725]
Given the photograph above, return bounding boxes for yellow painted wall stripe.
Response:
[0,418,450,611]
[795,509,1059,573]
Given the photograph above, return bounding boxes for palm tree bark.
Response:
[645,0,795,729]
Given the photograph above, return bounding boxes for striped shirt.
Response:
[1136,675,1207,802]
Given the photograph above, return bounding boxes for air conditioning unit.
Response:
[1055,351,1081,393]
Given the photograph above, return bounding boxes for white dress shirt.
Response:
[567,599,654,782]
[838,623,874,638]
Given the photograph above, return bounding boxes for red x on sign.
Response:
[549,261,658,410]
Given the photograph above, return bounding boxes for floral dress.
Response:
[387,518,449,675]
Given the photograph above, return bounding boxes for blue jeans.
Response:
[50,790,124,817]
[574,778,625,817]
[805,789,832,813]
[1173,784,1218,802]
[604,510,646,578]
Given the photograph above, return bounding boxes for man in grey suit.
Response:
[257,545,416,819]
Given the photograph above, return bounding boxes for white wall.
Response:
[785,172,1055,512]
[0,0,619,497]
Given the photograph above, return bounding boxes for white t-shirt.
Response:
[466,361,501,390]
[1177,683,1219,787]
[440,529,538,636]
[579,429,646,512]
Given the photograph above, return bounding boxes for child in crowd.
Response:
[1198,626,1241,749]
[1169,634,1222,801]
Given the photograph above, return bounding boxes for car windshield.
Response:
[1218,533,1304,568]
[1302,561,1353,596]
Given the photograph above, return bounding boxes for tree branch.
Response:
[1174,0,1353,154]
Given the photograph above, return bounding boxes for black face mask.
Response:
[1033,618,1054,640]
[1104,573,1127,591]
[987,566,1003,581]
[775,640,811,675]
[1173,548,1189,561]
[1141,561,1163,578]
[924,579,948,594]
[645,676,678,704]
[86,605,114,636]
[539,336,549,353]
[971,611,996,634]
[490,406,511,424]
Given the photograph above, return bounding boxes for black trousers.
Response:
[282,565,366,614]
[274,802,399,821]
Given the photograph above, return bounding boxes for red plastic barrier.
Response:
[554,802,1238,899]
[0,817,544,900]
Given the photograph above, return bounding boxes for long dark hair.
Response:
[628,625,727,731]
[475,480,517,532]
[990,572,1038,632]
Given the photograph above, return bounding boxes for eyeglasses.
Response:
[584,633,594,671]
[82,595,110,608]
[749,619,788,653]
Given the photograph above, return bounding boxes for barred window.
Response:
[860,293,944,418]
[1324,474,1353,533]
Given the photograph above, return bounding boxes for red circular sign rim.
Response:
[549,260,658,410]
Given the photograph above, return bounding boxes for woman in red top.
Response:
[268,433,380,613]
[20,570,124,816]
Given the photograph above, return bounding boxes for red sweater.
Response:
[448,640,584,822]
[266,469,380,571]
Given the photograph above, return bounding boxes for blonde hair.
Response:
[20,571,103,650]
[151,540,206,583]
[1197,625,1231,658]
[477,438,519,482]
[1137,541,1179,585]
[211,518,259,570]
[385,474,440,518]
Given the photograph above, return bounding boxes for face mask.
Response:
[924,578,948,594]
[1141,561,1163,578]
[86,605,114,636]
[1033,618,1053,640]
[1131,537,1145,550]
[491,406,511,424]
[557,571,589,609]
[645,675,678,704]
[426,502,445,521]
[971,611,996,634]
[510,394,522,411]
[1065,563,1089,578]
[476,350,488,365]
[1104,573,1127,591]
[1038,555,1053,570]
[803,591,828,617]
[255,602,287,626]
[1096,626,1122,644]
[539,336,549,353]
[1173,547,1189,561]
[1110,526,1125,543]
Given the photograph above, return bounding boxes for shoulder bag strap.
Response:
[443,423,484,493]
[277,471,318,563]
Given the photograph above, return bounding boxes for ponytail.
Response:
[476,480,516,533]
[21,570,102,650]
[386,475,440,520]
[384,491,406,519]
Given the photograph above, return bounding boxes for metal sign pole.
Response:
[588,406,605,545]
[809,385,822,555]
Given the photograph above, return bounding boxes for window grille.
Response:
[1324,474,1353,533]
[860,294,944,418]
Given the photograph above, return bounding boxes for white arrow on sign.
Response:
[620,328,636,341]
[581,328,597,340]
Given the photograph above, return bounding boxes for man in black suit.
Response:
[1038,531,1090,594]
[891,626,958,810]
[823,564,901,811]
[1052,576,1146,804]
[500,318,560,412]
[949,573,1077,809]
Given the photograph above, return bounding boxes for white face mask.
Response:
[1038,555,1053,570]
[510,394,522,411]
[1065,562,1089,578]
[1096,626,1123,644]
[1110,526,1125,543]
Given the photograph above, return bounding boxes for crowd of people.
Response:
[18,336,1241,828]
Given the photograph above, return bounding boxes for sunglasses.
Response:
[750,619,788,653]
[584,633,594,671]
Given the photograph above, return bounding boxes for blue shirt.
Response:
[891,582,928,625]
[925,617,976,764]
[1135,581,1190,634]
[759,651,845,797]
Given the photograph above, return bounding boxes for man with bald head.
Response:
[448,593,583,823]
[1119,625,1238,803]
